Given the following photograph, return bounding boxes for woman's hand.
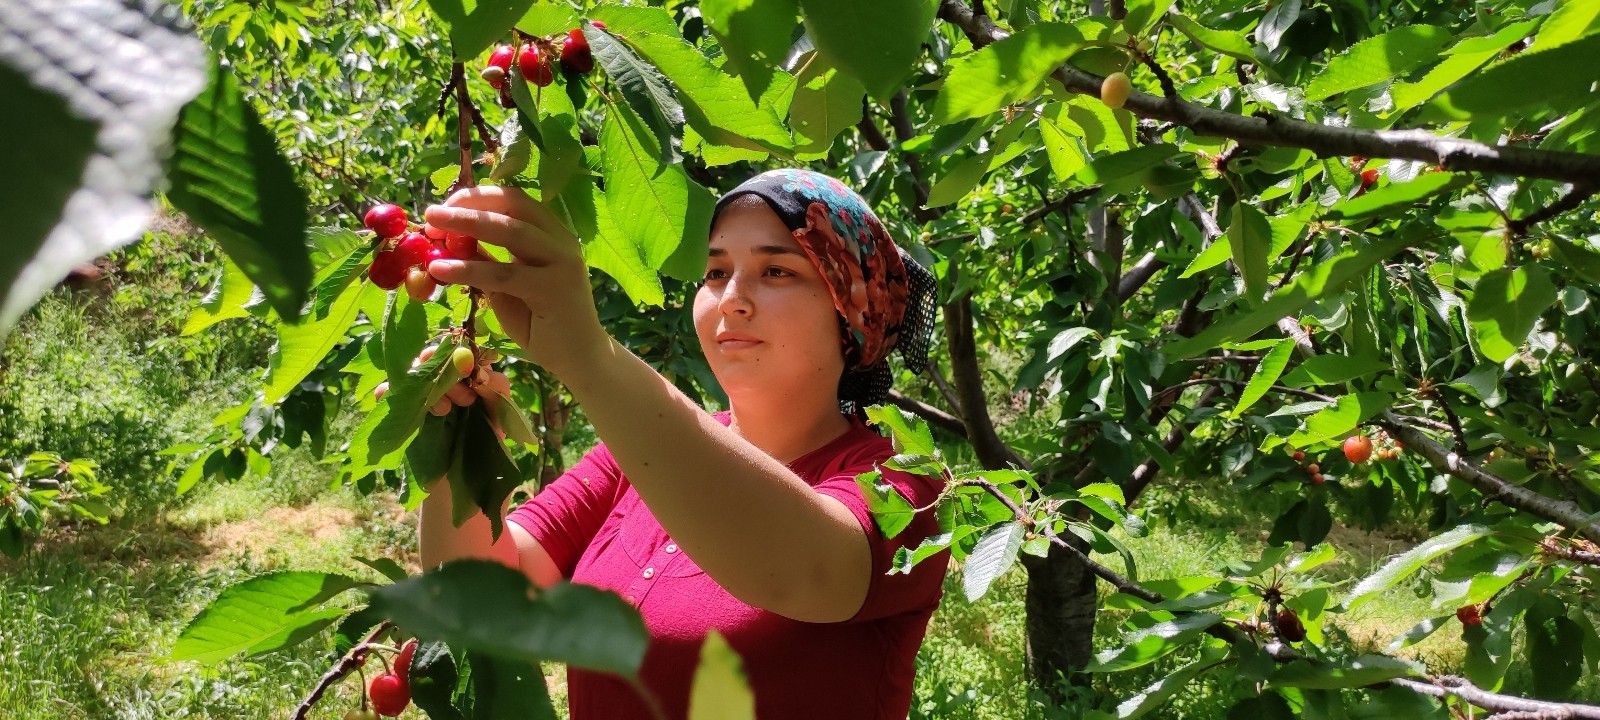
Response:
[421,186,609,379]
[412,344,511,418]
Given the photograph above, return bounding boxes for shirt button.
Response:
[643,567,655,579]
[664,543,678,554]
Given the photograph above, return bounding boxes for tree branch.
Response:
[1390,677,1600,720]
[293,621,393,720]
[935,0,1600,186]
[946,262,1029,471]
[1271,313,1600,543]
[1506,184,1596,237]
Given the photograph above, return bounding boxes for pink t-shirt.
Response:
[506,411,948,720]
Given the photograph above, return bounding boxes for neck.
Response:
[727,395,853,465]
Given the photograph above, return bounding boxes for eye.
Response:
[702,268,729,281]
[764,266,794,277]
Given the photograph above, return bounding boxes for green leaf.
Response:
[0,0,206,344]
[586,188,667,306]
[1305,26,1452,100]
[1551,237,1600,285]
[170,571,360,665]
[587,23,685,166]
[1427,32,1600,120]
[167,59,312,321]
[1539,0,1600,49]
[1287,392,1391,447]
[1327,173,1468,220]
[447,401,524,542]
[1039,103,1090,183]
[864,405,938,457]
[1087,613,1223,672]
[790,56,867,156]
[262,279,370,404]
[1526,596,1584,698]
[796,0,937,99]
[1268,654,1420,689]
[1232,339,1293,416]
[600,103,705,275]
[1115,648,1224,718]
[925,155,991,208]
[1180,235,1234,278]
[853,470,917,538]
[1280,354,1390,387]
[408,641,465,720]
[1078,145,1180,186]
[465,651,557,720]
[1227,203,1272,299]
[1166,13,1255,63]
[367,560,649,676]
[184,257,255,336]
[963,523,1025,602]
[1341,525,1491,612]
[1164,237,1411,360]
[1468,266,1559,363]
[688,632,756,720]
[425,0,535,61]
[931,23,1087,123]
[700,0,798,100]
[1390,20,1538,109]
[592,6,792,155]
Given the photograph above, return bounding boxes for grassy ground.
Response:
[2,244,1591,718]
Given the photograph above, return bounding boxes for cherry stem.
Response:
[291,620,392,720]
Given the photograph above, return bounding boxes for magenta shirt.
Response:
[506,411,948,720]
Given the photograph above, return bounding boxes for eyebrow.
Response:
[707,244,807,258]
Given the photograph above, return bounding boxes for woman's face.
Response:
[693,200,845,403]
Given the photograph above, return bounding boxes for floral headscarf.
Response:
[712,169,938,413]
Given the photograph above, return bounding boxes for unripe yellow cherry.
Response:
[451,346,475,376]
[1101,71,1132,110]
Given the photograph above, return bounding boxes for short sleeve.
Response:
[814,465,948,623]
[506,443,627,578]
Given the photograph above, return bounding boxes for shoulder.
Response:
[809,420,945,504]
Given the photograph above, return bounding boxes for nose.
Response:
[718,272,754,317]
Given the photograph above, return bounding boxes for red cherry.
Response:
[444,233,478,260]
[368,250,408,290]
[1457,605,1483,626]
[363,204,408,239]
[591,20,606,29]
[1291,450,1305,461]
[1276,608,1306,642]
[562,28,594,73]
[405,267,436,302]
[367,672,409,717]
[395,232,432,268]
[1310,473,1325,485]
[373,381,389,402]
[1360,168,1379,189]
[1306,463,1320,475]
[425,245,453,285]
[487,44,515,71]
[1344,435,1374,464]
[519,45,554,87]
[395,640,419,692]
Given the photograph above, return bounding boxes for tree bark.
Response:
[1019,534,1099,698]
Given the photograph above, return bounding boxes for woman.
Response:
[417,169,946,719]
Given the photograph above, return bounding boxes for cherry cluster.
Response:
[479,21,605,90]
[1344,429,1403,464]
[344,639,418,719]
[1287,450,1325,485]
[362,203,479,301]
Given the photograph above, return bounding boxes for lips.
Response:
[716,331,762,349]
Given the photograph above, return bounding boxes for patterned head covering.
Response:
[712,168,938,414]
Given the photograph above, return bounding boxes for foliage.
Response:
[5,0,1600,716]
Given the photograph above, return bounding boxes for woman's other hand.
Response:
[421,186,609,379]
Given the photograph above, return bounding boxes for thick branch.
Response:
[1380,414,1600,544]
[1391,677,1600,719]
[1117,252,1168,300]
[935,0,1600,186]
[888,389,968,438]
[946,267,1028,470]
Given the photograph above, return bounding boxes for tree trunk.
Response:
[1019,493,1100,700]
